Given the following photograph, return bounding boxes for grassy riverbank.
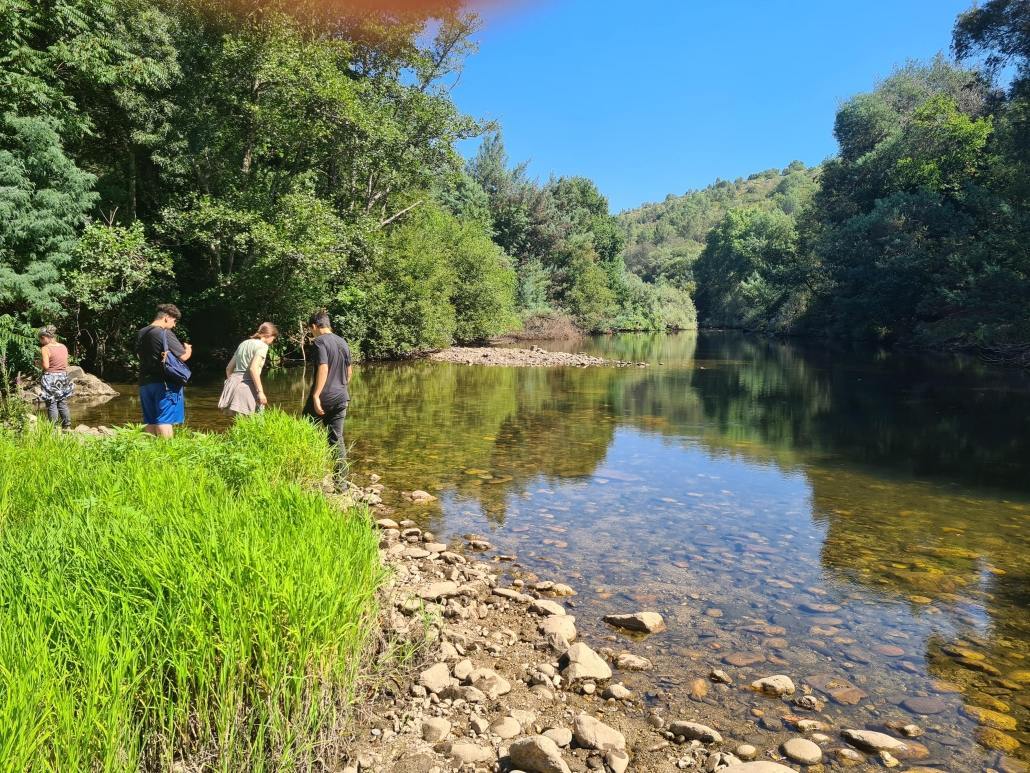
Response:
[0,411,384,771]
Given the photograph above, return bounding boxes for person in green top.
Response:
[218,323,278,416]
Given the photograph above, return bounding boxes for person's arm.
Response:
[248,350,267,406]
[40,346,49,371]
[311,363,328,415]
[225,357,235,379]
[169,331,192,362]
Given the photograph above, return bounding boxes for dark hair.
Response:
[307,311,331,328]
[156,303,182,320]
[251,322,279,339]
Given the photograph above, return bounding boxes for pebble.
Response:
[781,737,822,765]
[602,683,632,700]
[530,599,567,617]
[489,716,521,739]
[734,744,757,761]
[418,662,453,694]
[615,653,653,671]
[724,652,764,667]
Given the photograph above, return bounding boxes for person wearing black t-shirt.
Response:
[303,311,353,467]
[135,303,193,438]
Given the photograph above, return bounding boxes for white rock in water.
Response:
[602,611,666,633]
[573,714,625,751]
[560,642,612,682]
[751,675,796,697]
[840,729,908,753]
[508,736,572,773]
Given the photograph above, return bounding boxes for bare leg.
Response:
[154,423,174,439]
[143,424,157,437]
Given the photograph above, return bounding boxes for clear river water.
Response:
[68,331,1030,769]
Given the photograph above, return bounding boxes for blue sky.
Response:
[452,0,975,212]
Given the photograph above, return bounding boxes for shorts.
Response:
[140,382,185,425]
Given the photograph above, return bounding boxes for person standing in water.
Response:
[219,322,278,416]
[135,304,192,438]
[302,311,352,465]
[37,325,73,430]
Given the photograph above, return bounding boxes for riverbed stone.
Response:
[723,652,765,667]
[443,742,493,765]
[508,735,572,773]
[975,727,1021,753]
[734,744,756,761]
[840,729,908,754]
[751,675,795,697]
[530,598,567,617]
[489,716,521,739]
[544,727,573,747]
[539,615,577,641]
[781,737,822,765]
[421,717,451,742]
[468,667,511,699]
[901,696,948,715]
[962,704,1017,730]
[615,652,653,671]
[605,749,630,773]
[602,683,632,700]
[720,763,797,772]
[573,714,625,751]
[417,581,458,601]
[668,721,722,744]
[418,662,453,694]
[561,643,612,682]
[602,611,666,633]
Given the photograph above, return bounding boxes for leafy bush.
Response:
[0,411,384,770]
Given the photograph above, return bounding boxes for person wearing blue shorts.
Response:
[135,304,193,438]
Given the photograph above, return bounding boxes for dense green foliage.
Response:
[619,3,1030,363]
[0,411,383,769]
[618,162,819,290]
[466,133,696,332]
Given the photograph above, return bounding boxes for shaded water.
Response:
[72,332,1030,768]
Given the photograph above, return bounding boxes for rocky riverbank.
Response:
[337,476,975,773]
[427,347,647,368]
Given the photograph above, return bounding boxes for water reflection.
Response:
[71,331,1030,765]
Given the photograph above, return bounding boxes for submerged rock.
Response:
[781,737,822,765]
[668,721,722,744]
[751,675,795,697]
[840,728,908,753]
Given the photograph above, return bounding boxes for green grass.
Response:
[0,410,385,771]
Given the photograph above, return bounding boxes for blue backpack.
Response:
[161,329,192,387]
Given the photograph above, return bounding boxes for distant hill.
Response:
[617,162,820,288]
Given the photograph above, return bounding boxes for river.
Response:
[69,331,1030,768]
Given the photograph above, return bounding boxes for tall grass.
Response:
[0,410,384,771]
